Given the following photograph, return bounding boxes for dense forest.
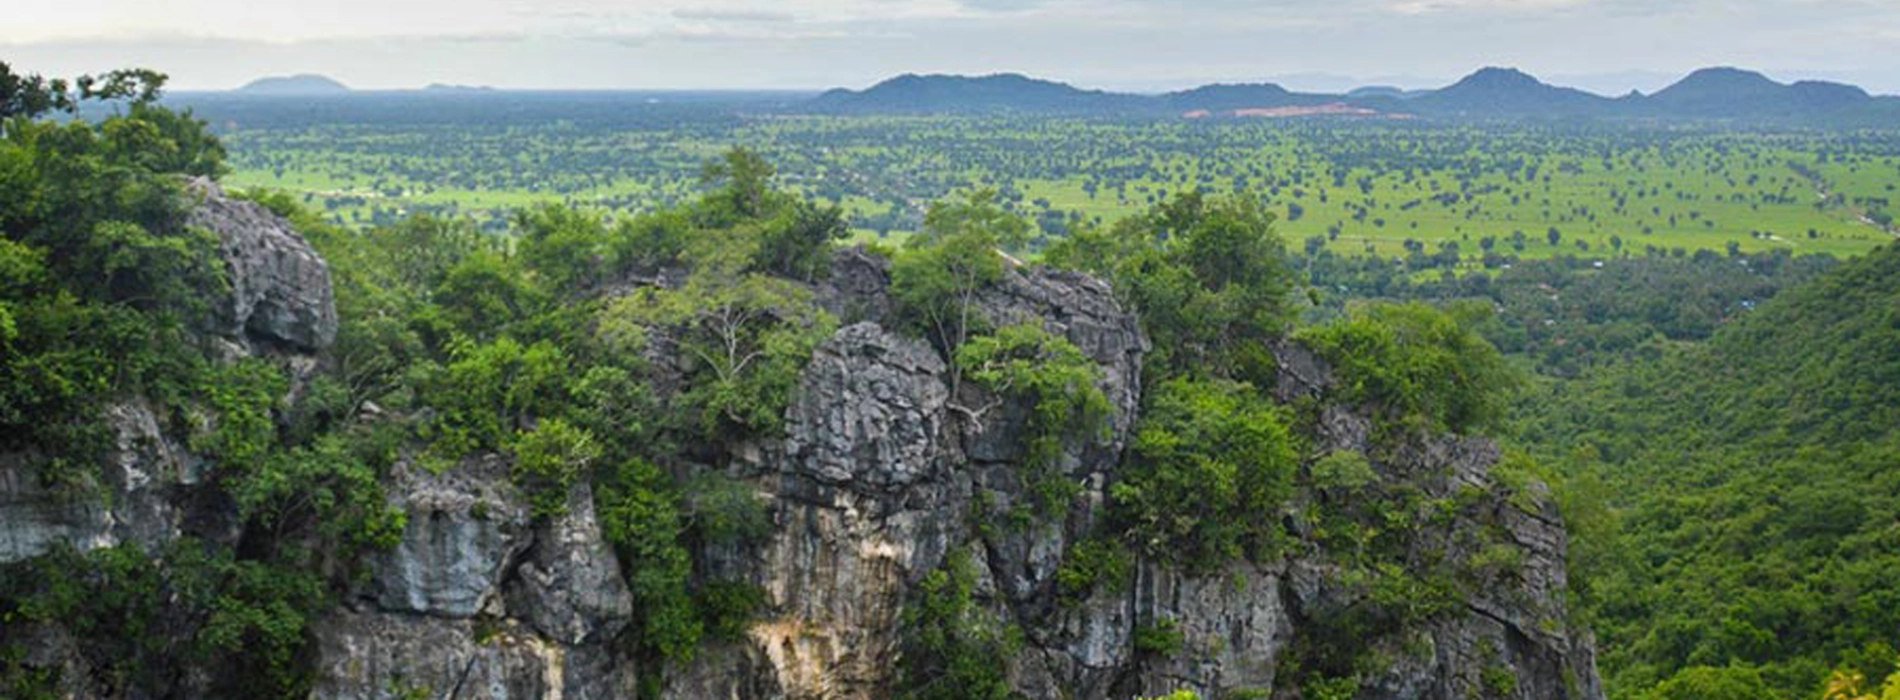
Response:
[3,61,1899,700]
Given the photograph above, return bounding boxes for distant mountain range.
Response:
[236,74,351,95]
[810,67,1900,125]
[231,76,500,95]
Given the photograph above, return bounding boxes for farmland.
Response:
[188,94,1899,260]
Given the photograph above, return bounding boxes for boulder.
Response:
[186,177,338,352]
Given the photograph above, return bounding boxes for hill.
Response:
[235,74,351,95]
[807,66,1899,125]
[813,73,1397,117]
[1408,66,1616,117]
[811,72,1147,114]
[1517,243,1900,699]
[1640,66,1876,119]
[1158,82,1339,112]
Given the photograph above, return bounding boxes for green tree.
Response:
[597,458,701,663]
[514,203,607,291]
[1046,191,1291,385]
[698,146,778,223]
[1296,302,1514,436]
[605,226,835,441]
[891,190,1028,396]
[1,62,167,121]
[1651,665,1771,700]
[895,552,1023,700]
[510,418,601,517]
[1110,377,1300,569]
[956,323,1110,512]
[417,336,571,461]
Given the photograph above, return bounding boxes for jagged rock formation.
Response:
[0,398,200,563]
[186,177,339,353]
[1,189,1601,699]
[658,253,1601,700]
[0,179,337,567]
[315,459,638,700]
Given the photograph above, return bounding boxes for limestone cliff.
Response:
[0,191,1601,700]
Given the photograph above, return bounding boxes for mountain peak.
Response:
[1648,66,1873,116]
[236,74,351,95]
[1453,67,1544,90]
[1675,66,1777,87]
[1418,67,1611,116]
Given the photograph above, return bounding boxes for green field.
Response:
[213,113,1899,260]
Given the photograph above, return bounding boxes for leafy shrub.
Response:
[1296,302,1514,435]
[597,458,701,663]
[896,552,1023,700]
[1134,618,1186,657]
[510,418,600,517]
[1111,378,1298,570]
[1055,538,1133,600]
[417,336,570,462]
[1309,450,1379,492]
[890,190,1025,362]
[696,580,768,643]
[1046,191,1291,385]
[191,359,288,469]
[606,229,835,442]
[957,323,1111,514]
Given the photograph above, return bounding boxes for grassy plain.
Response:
[211,110,1899,260]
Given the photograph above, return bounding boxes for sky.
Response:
[5,0,1900,94]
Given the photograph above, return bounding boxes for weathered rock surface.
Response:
[370,456,531,618]
[706,320,970,700]
[504,483,635,645]
[783,322,948,491]
[186,177,339,352]
[318,457,638,700]
[0,399,209,564]
[311,612,556,700]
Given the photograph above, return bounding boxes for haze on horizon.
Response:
[7,0,1900,95]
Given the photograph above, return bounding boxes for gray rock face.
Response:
[784,322,948,490]
[711,321,968,700]
[311,612,556,700]
[371,456,532,618]
[318,457,639,700]
[0,399,199,564]
[504,483,635,645]
[311,611,642,700]
[186,177,339,352]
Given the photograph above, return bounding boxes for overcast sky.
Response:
[6,0,1899,94]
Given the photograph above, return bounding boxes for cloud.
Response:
[954,0,1046,12]
[671,8,798,23]
[1386,0,1592,15]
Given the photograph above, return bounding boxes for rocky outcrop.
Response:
[369,456,532,618]
[2,236,1601,700]
[186,177,339,352]
[702,321,967,700]
[665,251,1600,700]
[0,181,336,566]
[316,455,638,700]
[0,399,188,563]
